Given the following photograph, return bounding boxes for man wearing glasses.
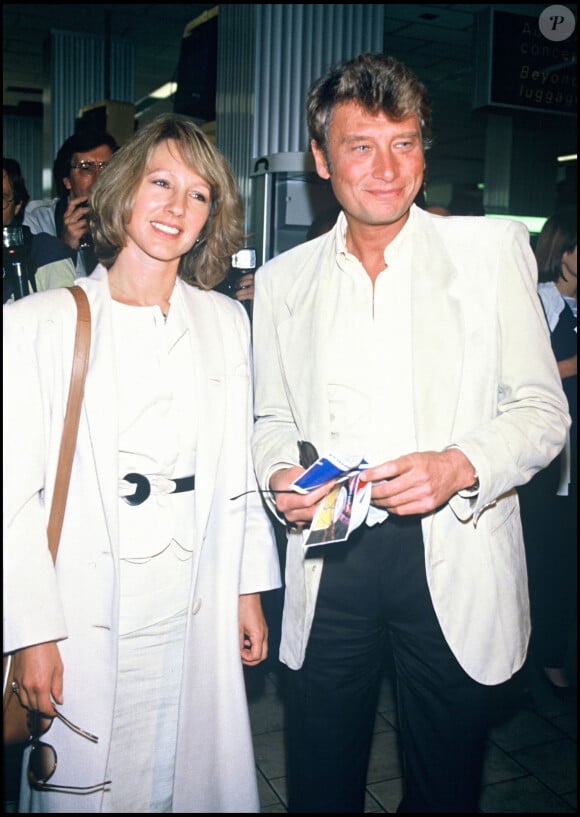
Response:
[24,128,118,276]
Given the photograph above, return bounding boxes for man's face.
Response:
[2,169,21,227]
[311,101,425,232]
[62,143,114,200]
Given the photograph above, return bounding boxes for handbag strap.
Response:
[46,286,91,563]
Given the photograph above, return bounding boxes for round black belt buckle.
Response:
[122,473,151,506]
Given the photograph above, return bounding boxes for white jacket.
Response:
[251,206,570,686]
[3,266,281,812]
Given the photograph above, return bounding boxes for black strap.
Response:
[122,474,195,506]
[173,476,196,493]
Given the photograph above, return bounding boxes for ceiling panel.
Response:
[2,3,216,108]
[3,3,574,197]
[3,4,553,110]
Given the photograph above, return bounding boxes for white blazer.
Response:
[3,266,281,812]
[251,205,570,686]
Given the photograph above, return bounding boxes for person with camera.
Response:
[215,247,257,320]
[3,157,75,303]
[23,128,118,276]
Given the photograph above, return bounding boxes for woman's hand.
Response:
[557,353,577,381]
[238,593,268,666]
[11,641,63,716]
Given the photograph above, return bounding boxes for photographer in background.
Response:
[3,157,75,303]
[216,247,257,319]
[23,128,118,276]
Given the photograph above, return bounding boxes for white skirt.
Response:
[101,608,188,813]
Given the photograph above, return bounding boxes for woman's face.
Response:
[123,139,212,268]
[3,169,22,227]
[561,244,577,297]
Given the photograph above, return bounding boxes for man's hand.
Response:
[234,272,255,302]
[270,466,335,529]
[360,448,477,516]
[61,196,90,251]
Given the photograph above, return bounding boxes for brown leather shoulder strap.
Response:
[46,286,91,563]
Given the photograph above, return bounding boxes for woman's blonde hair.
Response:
[89,114,244,289]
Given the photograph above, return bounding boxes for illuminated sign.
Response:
[473,7,577,116]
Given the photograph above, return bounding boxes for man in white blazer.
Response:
[251,53,570,814]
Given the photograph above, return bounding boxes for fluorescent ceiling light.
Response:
[557,154,577,163]
[150,82,177,100]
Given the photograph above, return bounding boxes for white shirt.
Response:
[538,281,566,332]
[112,287,198,633]
[326,209,418,523]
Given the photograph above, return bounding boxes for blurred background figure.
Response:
[215,247,257,319]
[23,128,118,276]
[3,157,75,303]
[519,206,577,699]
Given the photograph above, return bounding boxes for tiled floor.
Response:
[5,636,576,814]
[245,646,577,814]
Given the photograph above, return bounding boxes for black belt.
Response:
[122,473,196,506]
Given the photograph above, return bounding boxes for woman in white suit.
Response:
[3,114,281,813]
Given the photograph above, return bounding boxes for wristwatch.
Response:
[466,473,480,492]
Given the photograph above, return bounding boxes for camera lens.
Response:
[3,226,25,250]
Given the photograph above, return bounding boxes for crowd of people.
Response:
[3,158,75,302]
[3,50,575,815]
[518,206,577,701]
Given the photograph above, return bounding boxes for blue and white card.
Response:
[290,453,368,494]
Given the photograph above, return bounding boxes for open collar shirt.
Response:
[327,208,417,469]
[325,208,419,525]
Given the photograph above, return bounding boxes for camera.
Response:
[231,248,256,271]
[226,247,257,317]
[229,248,256,292]
[3,225,25,256]
[3,226,30,300]
[73,202,93,252]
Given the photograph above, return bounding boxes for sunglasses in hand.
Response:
[230,440,320,501]
[27,708,111,793]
